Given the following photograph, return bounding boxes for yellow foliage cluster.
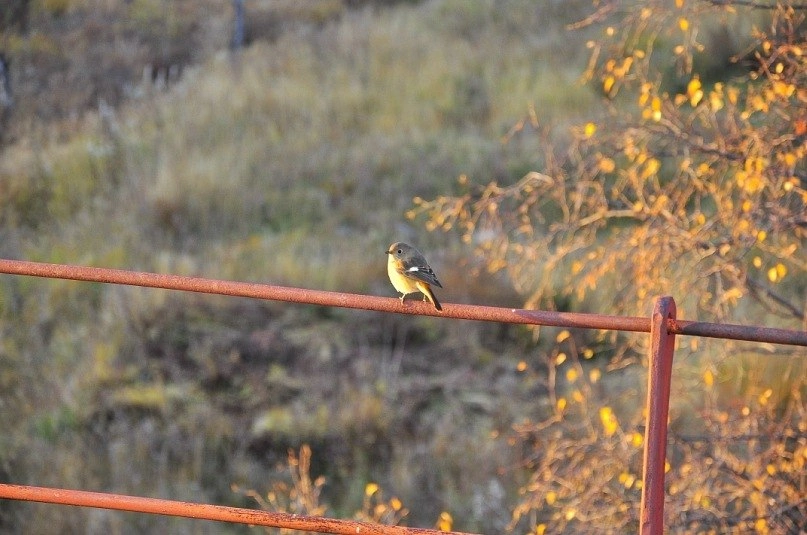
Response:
[506,328,805,533]
[357,481,409,527]
[235,446,415,532]
[231,445,327,529]
[411,0,806,323]
[411,0,806,532]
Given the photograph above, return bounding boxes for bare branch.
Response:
[745,276,806,320]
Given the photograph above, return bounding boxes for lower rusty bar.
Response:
[639,296,677,535]
[0,483,473,535]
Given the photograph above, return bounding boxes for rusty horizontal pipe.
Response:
[669,318,806,346]
[0,483,474,535]
[0,258,649,331]
[0,259,805,346]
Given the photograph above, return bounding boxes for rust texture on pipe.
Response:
[2,259,804,345]
[0,484,475,535]
[669,318,807,346]
[639,296,677,535]
[0,258,649,331]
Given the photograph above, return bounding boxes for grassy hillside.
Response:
[0,0,601,532]
[2,0,596,290]
[4,1,802,533]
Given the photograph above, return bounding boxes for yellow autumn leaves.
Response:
[735,156,768,194]
[360,481,458,531]
[597,407,643,448]
[436,512,453,532]
[599,406,619,437]
[360,482,407,526]
[751,256,789,284]
[644,70,799,135]
[767,263,787,283]
[548,329,638,443]
[639,83,663,121]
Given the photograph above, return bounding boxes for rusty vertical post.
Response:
[639,296,676,535]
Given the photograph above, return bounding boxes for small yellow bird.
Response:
[385,242,443,311]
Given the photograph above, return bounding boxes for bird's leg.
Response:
[399,294,406,304]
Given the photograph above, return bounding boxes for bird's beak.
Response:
[385,250,392,254]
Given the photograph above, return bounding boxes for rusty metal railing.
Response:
[0,484,471,535]
[0,258,805,534]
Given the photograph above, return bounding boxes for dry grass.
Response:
[1,2,598,531]
[2,0,802,533]
[3,0,598,294]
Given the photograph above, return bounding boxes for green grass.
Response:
[1,0,596,295]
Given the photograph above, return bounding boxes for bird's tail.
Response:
[417,281,442,311]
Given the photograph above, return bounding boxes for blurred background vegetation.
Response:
[0,0,804,533]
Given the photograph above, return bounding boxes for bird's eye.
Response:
[397,249,402,254]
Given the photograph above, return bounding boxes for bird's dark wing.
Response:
[399,264,442,288]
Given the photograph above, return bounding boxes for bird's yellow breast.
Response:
[387,257,420,294]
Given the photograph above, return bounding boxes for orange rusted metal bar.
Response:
[0,258,650,331]
[669,318,806,346]
[2,259,805,345]
[0,483,475,535]
[639,296,677,535]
